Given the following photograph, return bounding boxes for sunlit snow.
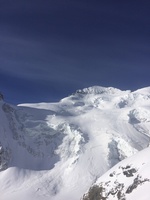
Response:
[0,86,150,200]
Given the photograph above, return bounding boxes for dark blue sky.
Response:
[0,0,150,104]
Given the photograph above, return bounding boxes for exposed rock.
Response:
[0,144,11,171]
[126,175,150,194]
[0,93,4,100]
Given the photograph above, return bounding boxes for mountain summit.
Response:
[0,86,150,200]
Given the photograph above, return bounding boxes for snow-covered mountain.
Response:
[0,86,150,200]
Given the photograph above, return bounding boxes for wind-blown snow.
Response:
[0,86,150,200]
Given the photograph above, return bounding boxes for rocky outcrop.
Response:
[0,144,11,171]
[82,164,150,200]
[0,93,4,101]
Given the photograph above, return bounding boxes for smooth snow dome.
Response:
[0,86,150,200]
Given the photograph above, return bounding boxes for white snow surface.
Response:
[82,147,150,200]
[0,86,150,200]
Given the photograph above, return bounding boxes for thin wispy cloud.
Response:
[0,1,150,104]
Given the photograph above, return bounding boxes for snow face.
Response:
[0,86,150,200]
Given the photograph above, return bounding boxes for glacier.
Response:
[0,86,150,200]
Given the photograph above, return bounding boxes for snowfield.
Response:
[0,86,150,200]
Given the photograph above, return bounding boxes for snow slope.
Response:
[0,86,150,200]
[82,147,150,200]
